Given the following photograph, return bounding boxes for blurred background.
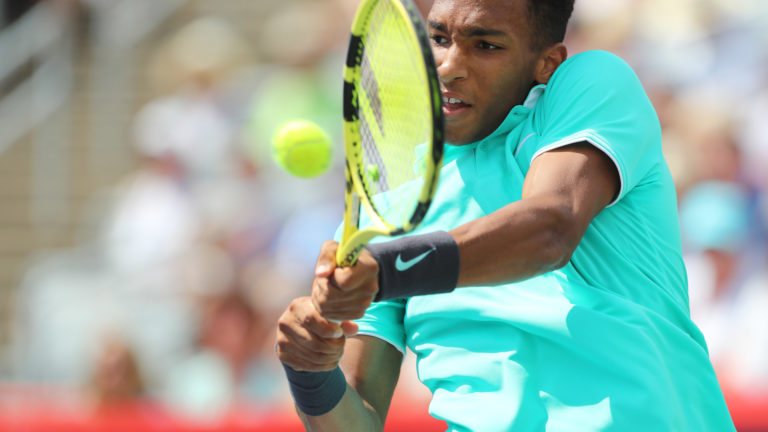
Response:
[0,0,766,431]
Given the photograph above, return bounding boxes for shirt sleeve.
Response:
[517,50,663,205]
[354,299,407,353]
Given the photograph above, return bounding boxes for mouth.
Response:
[441,94,472,117]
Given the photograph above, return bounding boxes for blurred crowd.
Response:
[3,0,768,425]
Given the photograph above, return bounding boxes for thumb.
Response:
[340,320,359,337]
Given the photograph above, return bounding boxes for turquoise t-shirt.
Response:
[351,51,735,431]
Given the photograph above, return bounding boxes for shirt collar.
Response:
[523,84,546,109]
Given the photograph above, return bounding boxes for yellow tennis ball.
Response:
[272,120,332,178]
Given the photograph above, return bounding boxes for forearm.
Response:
[297,384,384,432]
[363,196,580,301]
[451,194,579,287]
[281,335,401,432]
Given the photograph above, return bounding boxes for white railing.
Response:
[0,2,72,154]
[0,0,188,227]
[86,0,188,176]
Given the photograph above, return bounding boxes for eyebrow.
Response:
[428,21,507,38]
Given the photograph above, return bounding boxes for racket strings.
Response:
[358,0,433,227]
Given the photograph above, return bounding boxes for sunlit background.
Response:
[0,0,766,431]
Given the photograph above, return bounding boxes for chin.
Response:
[445,132,480,146]
[445,120,495,145]
[444,130,471,146]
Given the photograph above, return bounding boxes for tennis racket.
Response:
[336,0,444,268]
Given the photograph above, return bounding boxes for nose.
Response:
[435,44,467,83]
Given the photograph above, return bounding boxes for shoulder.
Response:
[538,50,653,119]
[521,49,662,201]
[565,49,631,67]
[555,50,636,79]
[546,50,643,97]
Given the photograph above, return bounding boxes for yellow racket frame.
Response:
[336,0,444,267]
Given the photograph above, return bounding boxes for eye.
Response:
[479,41,501,50]
[430,34,449,46]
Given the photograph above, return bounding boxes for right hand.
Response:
[275,296,358,372]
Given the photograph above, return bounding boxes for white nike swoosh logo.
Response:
[395,247,436,271]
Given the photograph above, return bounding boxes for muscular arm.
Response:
[297,336,403,432]
[293,144,618,429]
[452,143,619,286]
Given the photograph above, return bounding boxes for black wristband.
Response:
[366,231,460,301]
[282,364,347,416]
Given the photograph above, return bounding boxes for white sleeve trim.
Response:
[529,131,625,207]
[354,330,406,355]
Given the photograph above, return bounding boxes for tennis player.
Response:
[276,0,736,430]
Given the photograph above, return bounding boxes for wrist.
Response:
[282,364,347,416]
[366,230,460,301]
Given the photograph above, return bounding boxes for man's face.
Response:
[428,0,540,145]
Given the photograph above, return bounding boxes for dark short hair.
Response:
[525,0,575,50]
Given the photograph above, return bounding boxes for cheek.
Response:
[491,69,532,108]
[467,75,525,138]
[479,74,520,114]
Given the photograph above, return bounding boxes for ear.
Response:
[533,43,567,84]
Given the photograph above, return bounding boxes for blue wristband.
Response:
[282,364,347,416]
[366,230,460,301]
